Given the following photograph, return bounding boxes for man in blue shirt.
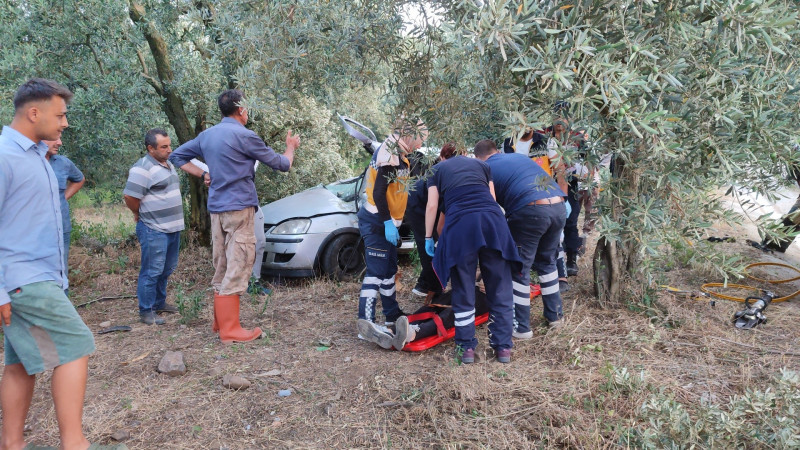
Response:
[44,138,86,293]
[170,89,300,344]
[0,79,100,450]
[476,141,568,336]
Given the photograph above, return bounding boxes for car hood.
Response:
[260,186,356,224]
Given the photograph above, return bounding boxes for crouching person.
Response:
[424,151,522,364]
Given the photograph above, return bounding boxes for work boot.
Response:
[140,311,165,325]
[156,303,179,314]
[391,316,416,350]
[214,293,262,344]
[212,292,219,333]
[357,319,394,349]
[566,252,578,277]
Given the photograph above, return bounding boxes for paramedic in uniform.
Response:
[477,142,567,333]
[356,119,427,332]
[424,140,522,364]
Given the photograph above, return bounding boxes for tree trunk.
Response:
[593,237,621,306]
[129,0,210,244]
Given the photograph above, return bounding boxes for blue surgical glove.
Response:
[564,200,572,219]
[384,220,400,246]
[425,237,435,257]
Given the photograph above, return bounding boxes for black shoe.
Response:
[411,284,427,297]
[566,253,578,277]
[559,279,571,293]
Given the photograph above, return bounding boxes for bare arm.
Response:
[554,161,568,195]
[178,162,211,186]
[425,186,440,239]
[489,181,496,201]
[64,178,85,200]
[123,195,141,222]
[436,212,445,238]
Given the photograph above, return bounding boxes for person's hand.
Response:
[564,200,572,220]
[384,220,400,246]
[133,212,139,223]
[286,129,300,151]
[203,172,211,187]
[425,238,435,257]
[0,303,11,326]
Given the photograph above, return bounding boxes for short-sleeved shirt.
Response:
[485,153,565,214]
[123,154,185,233]
[48,154,83,233]
[169,117,290,214]
[429,156,491,203]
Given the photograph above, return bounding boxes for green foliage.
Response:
[629,369,800,448]
[174,285,205,324]
[403,0,800,287]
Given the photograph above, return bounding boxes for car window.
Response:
[324,177,360,202]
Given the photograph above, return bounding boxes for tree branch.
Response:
[136,49,164,96]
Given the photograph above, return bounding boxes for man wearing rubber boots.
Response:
[356,118,426,338]
[170,89,300,344]
[476,142,567,333]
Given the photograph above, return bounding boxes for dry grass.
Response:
[3,209,800,449]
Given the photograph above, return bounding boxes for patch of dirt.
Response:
[4,208,800,448]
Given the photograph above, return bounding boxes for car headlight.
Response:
[271,218,311,235]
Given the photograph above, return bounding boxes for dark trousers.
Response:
[449,248,513,351]
[357,209,401,323]
[564,178,583,254]
[407,211,440,293]
[507,203,566,327]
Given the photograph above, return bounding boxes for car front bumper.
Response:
[260,232,329,277]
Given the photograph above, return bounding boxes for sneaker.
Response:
[548,319,564,329]
[512,329,533,340]
[559,279,571,293]
[356,319,394,349]
[411,284,427,297]
[156,303,179,314]
[140,311,166,325]
[391,316,415,350]
[496,348,511,363]
[458,347,475,364]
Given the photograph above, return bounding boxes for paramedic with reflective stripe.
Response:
[356,120,426,329]
[425,145,522,363]
[478,148,567,333]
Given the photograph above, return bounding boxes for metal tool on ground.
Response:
[732,290,774,329]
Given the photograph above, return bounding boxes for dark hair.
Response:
[439,142,459,160]
[218,89,244,117]
[13,78,73,111]
[473,139,497,159]
[145,128,169,150]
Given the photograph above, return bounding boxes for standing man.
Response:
[123,129,184,325]
[355,118,425,337]
[169,89,299,344]
[477,144,567,334]
[44,138,86,294]
[0,79,101,450]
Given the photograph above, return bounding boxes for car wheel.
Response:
[320,234,365,281]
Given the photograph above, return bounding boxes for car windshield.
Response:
[324,176,360,203]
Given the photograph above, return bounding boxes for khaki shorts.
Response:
[3,281,95,375]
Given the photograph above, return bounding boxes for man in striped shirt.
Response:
[124,129,185,325]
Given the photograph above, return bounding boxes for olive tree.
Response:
[401,0,800,301]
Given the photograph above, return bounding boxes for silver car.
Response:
[258,117,414,281]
